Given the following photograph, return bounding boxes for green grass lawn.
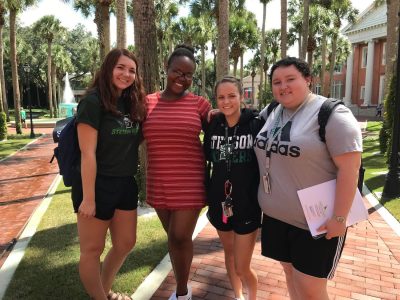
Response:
[0,134,35,159]
[3,184,168,299]
[362,121,400,221]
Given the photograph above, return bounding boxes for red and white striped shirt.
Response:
[143,92,211,209]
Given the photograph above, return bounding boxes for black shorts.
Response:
[207,203,261,235]
[71,173,138,220]
[261,215,346,279]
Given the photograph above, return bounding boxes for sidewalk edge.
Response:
[0,175,62,299]
[363,184,400,236]
[131,209,209,300]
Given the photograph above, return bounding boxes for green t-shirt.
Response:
[76,92,141,177]
[20,110,26,120]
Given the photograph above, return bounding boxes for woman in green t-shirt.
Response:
[72,48,146,300]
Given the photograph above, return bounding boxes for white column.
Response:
[363,40,375,106]
[344,47,354,106]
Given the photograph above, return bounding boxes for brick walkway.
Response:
[1,123,400,299]
[151,201,400,300]
[0,127,58,267]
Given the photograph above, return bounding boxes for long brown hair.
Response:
[86,48,146,122]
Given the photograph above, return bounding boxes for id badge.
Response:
[263,173,271,194]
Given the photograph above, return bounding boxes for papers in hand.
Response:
[297,179,368,237]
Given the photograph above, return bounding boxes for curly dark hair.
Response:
[86,48,146,122]
[166,44,196,69]
[269,57,311,83]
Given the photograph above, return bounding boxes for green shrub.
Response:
[0,111,7,141]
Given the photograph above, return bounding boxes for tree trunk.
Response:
[240,53,244,82]
[384,0,399,92]
[320,32,327,96]
[280,0,287,58]
[300,0,310,60]
[100,1,111,56]
[327,33,338,98]
[0,22,8,118]
[95,4,105,61]
[201,45,206,97]
[36,86,41,107]
[116,0,127,48]
[233,58,238,77]
[51,63,57,117]
[47,41,53,118]
[133,0,159,203]
[259,2,267,109]
[217,0,229,81]
[9,10,21,134]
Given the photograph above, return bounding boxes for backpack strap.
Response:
[265,100,280,120]
[318,98,344,143]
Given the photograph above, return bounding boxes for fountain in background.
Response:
[59,72,78,118]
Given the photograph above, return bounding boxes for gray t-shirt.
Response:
[255,95,362,230]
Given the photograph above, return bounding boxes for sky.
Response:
[20,0,375,58]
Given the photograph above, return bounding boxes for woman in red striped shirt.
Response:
[143,45,211,300]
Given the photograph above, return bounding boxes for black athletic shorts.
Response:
[261,214,346,279]
[71,173,138,220]
[207,203,261,235]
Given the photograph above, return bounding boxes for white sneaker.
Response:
[168,285,192,300]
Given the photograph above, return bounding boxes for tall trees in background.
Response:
[217,0,229,80]
[6,0,37,134]
[116,0,127,48]
[33,15,65,118]
[0,2,8,119]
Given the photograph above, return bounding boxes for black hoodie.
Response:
[203,108,264,222]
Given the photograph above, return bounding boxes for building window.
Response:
[314,84,321,95]
[244,87,252,104]
[330,81,343,99]
[382,42,386,65]
[334,64,342,73]
[361,47,368,68]
[360,86,365,100]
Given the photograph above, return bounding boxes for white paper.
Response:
[297,179,368,237]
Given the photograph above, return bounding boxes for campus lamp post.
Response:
[382,12,400,199]
[23,64,35,138]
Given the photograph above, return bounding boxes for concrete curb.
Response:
[131,210,209,300]
[0,175,62,299]
[363,184,400,236]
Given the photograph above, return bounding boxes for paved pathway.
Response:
[0,127,57,267]
[1,123,400,299]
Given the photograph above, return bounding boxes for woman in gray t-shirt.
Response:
[254,57,362,299]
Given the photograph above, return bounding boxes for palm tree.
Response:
[280,0,287,58]
[132,0,158,202]
[217,0,229,80]
[229,11,258,79]
[155,0,179,72]
[33,15,65,118]
[133,0,158,94]
[116,0,126,48]
[383,0,399,93]
[326,0,357,97]
[258,0,271,109]
[0,2,8,119]
[64,0,111,60]
[6,0,37,134]
[300,0,311,60]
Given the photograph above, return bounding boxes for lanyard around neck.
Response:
[224,123,238,176]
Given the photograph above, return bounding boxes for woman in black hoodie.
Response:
[203,76,264,300]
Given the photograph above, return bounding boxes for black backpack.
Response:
[50,117,80,187]
[265,98,365,193]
